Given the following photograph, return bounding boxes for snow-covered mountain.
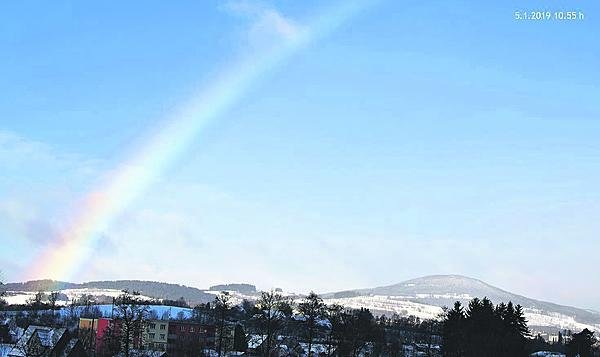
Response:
[322,275,600,333]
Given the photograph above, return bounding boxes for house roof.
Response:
[0,344,16,357]
[9,325,67,356]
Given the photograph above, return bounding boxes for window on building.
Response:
[190,327,194,332]
[150,323,156,329]
[180,326,185,331]
[149,333,155,339]
[160,334,165,340]
[160,324,166,330]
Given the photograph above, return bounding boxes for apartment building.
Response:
[144,320,169,351]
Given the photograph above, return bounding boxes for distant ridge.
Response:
[209,283,257,294]
[2,280,75,291]
[2,279,214,304]
[5,275,600,332]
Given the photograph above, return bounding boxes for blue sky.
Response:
[1,0,599,309]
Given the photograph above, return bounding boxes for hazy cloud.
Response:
[223,0,304,48]
[0,130,105,277]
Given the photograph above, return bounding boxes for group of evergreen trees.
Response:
[441,297,600,357]
[442,298,530,357]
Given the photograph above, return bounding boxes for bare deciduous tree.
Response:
[113,290,150,357]
[255,290,288,356]
[214,291,231,357]
[299,291,326,357]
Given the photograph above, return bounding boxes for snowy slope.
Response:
[2,288,155,306]
[323,275,600,333]
[4,275,599,333]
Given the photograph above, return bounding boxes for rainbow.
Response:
[25,0,374,282]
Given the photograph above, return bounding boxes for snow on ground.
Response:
[324,295,444,320]
[3,289,155,306]
[523,308,600,332]
[3,292,38,306]
[75,304,194,319]
[36,305,194,320]
[204,290,258,306]
[60,288,154,301]
[414,293,474,300]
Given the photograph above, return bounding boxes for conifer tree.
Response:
[442,301,465,357]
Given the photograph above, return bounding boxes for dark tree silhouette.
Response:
[0,274,6,309]
[112,290,150,357]
[442,301,465,357]
[254,290,287,356]
[567,328,596,357]
[334,308,378,357]
[233,323,248,352]
[325,304,344,356]
[214,291,232,357]
[298,291,326,356]
[441,297,530,357]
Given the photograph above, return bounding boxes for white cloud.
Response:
[223,0,304,49]
[0,130,105,278]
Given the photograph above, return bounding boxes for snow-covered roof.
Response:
[247,334,266,349]
[530,352,566,357]
[298,342,328,354]
[0,344,15,357]
[115,350,167,356]
[290,314,332,329]
[9,325,67,356]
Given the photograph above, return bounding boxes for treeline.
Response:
[76,280,214,303]
[1,279,215,303]
[1,279,74,292]
[441,298,599,357]
[208,283,257,294]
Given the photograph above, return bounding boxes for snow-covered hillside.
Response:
[4,275,599,334]
[324,295,443,320]
[324,275,600,333]
[2,288,154,306]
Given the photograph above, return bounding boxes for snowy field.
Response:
[324,295,444,320]
[2,288,154,306]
